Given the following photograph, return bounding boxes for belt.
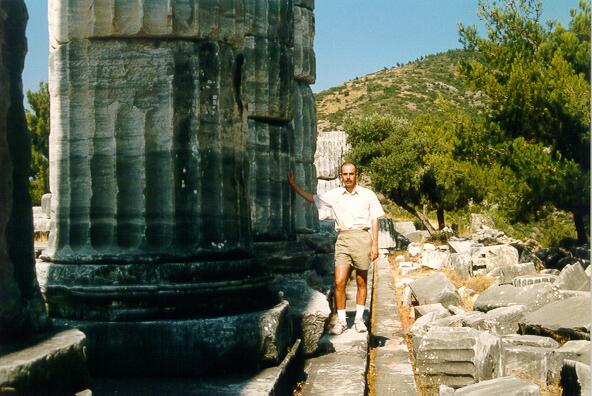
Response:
[338,228,369,233]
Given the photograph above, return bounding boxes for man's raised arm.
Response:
[288,171,314,203]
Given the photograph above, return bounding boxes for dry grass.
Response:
[366,264,380,396]
[34,231,49,242]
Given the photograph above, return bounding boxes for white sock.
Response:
[337,309,346,323]
[355,305,365,321]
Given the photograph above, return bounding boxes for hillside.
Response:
[315,49,485,131]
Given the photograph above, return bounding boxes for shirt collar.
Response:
[341,185,359,195]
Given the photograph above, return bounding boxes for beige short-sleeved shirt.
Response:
[313,185,385,232]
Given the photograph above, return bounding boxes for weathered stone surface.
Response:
[454,376,540,395]
[471,244,519,273]
[247,120,294,242]
[448,239,476,255]
[446,253,472,279]
[512,274,557,288]
[41,193,51,218]
[409,273,461,308]
[519,296,590,341]
[293,5,315,83]
[244,35,293,120]
[502,343,555,383]
[294,0,314,10]
[560,360,591,396]
[394,221,416,235]
[49,0,294,46]
[0,0,48,341]
[378,218,398,250]
[46,39,251,263]
[475,305,528,335]
[555,262,590,291]
[415,304,450,319]
[55,301,291,376]
[473,283,563,313]
[314,130,348,180]
[271,278,330,355]
[372,256,418,395]
[414,327,501,388]
[422,244,450,270]
[0,329,88,392]
[407,230,430,243]
[293,82,318,233]
[501,334,560,349]
[488,262,536,284]
[549,340,591,384]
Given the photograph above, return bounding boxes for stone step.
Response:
[371,256,418,395]
[90,339,304,395]
[0,329,88,393]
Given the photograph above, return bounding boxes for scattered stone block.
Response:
[472,245,519,274]
[407,243,422,257]
[446,253,472,279]
[453,376,540,395]
[501,334,560,349]
[560,360,591,396]
[520,296,590,342]
[448,239,475,255]
[548,340,591,384]
[555,262,590,291]
[414,327,501,388]
[439,384,455,395]
[448,306,466,315]
[406,230,430,243]
[422,245,450,270]
[502,343,555,383]
[415,304,451,319]
[488,262,536,284]
[0,329,89,392]
[512,274,557,287]
[474,283,563,313]
[457,286,475,299]
[272,278,330,355]
[477,305,528,335]
[409,273,461,308]
[399,261,420,276]
[541,268,560,276]
[586,265,592,277]
[401,286,413,307]
[394,221,416,235]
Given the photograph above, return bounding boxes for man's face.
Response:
[340,164,357,189]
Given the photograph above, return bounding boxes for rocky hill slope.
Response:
[315,49,484,131]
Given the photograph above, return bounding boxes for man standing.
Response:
[288,163,384,334]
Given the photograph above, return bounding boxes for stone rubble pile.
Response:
[393,215,591,393]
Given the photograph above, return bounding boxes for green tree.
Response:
[458,0,590,242]
[25,82,50,205]
[345,111,486,233]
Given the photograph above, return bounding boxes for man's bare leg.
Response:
[353,270,368,332]
[334,264,351,311]
[355,270,368,306]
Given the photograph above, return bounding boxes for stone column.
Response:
[44,0,292,375]
[0,0,48,342]
[292,0,319,234]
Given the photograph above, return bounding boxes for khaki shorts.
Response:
[334,229,372,271]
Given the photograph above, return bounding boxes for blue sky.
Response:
[22,0,581,97]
